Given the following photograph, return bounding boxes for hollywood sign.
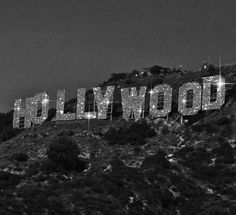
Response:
[13,75,225,128]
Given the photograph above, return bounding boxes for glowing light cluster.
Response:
[121,86,147,121]
[202,75,225,110]
[178,82,202,115]
[93,86,115,119]
[56,90,75,121]
[149,84,172,117]
[84,112,97,119]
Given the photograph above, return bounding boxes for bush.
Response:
[142,150,170,170]
[216,117,232,125]
[220,124,232,137]
[192,122,219,134]
[107,73,127,83]
[0,171,22,189]
[46,136,87,172]
[212,140,235,164]
[0,127,20,142]
[11,152,28,162]
[192,121,222,134]
[204,123,219,134]
[105,121,156,145]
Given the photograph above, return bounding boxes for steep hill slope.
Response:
[0,65,235,214]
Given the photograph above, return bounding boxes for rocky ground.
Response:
[0,65,235,214]
[0,111,235,214]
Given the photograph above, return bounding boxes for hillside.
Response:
[63,64,236,119]
[0,65,235,214]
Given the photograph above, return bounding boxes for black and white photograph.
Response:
[0,0,235,214]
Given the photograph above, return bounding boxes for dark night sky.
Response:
[0,0,235,112]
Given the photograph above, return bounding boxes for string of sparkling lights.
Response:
[31,92,49,124]
[121,86,147,121]
[93,86,115,119]
[202,76,225,110]
[13,75,227,128]
[13,93,49,128]
[149,84,172,118]
[178,82,202,115]
[56,90,76,121]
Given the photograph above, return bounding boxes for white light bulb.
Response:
[42,98,49,104]
[149,90,154,95]
[217,78,224,88]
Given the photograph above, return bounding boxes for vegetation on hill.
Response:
[63,63,236,120]
[105,120,156,145]
[0,116,235,214]
[0,64,235,214]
